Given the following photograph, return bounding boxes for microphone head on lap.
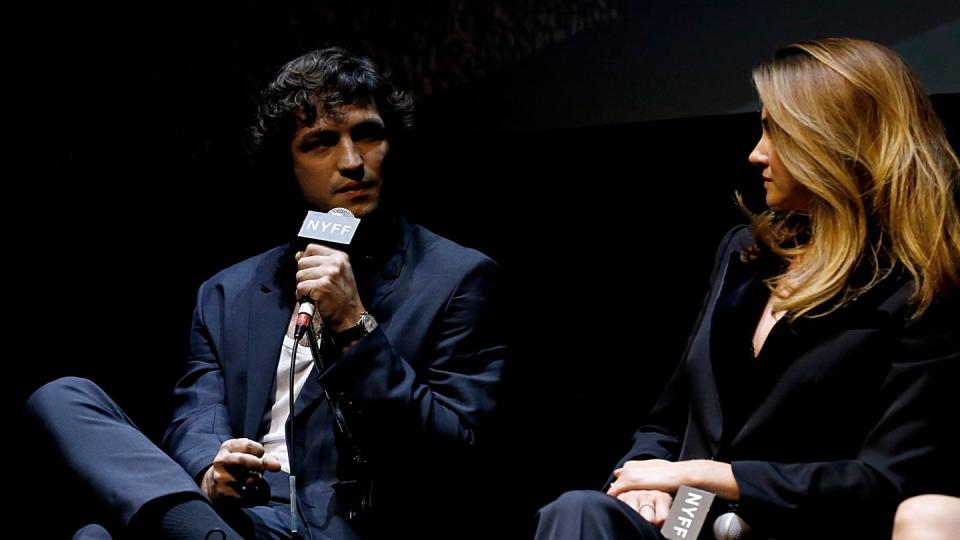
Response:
[713,512,751,540]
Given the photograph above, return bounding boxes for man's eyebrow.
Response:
[300,126,332,137]
[300,117,385,137]
[352,118,385,129]
[297,129,336,148]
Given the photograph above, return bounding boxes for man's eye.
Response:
[316,134,338,147]
[353,124,386,141]
[303,134,337,150]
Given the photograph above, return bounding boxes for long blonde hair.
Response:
[745,37,960,318]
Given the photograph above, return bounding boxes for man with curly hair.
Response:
[27,47,507,539]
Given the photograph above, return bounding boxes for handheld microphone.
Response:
[713,511,751,540]
[289,207,362,533]
[660,485,752,540]
[661,486,716,540]
[293,207,361,340]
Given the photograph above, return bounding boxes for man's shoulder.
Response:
[202,244,289,289]
[406,222,497,275]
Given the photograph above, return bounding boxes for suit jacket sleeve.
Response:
[731,295,960,532]
[316,256,507,462]
[161,281,234,481]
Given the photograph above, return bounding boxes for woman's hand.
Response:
[614,489,673,526]
[607,459,740,501]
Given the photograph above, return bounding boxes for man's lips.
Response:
[336,181,376,193]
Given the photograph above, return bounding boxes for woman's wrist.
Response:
[684,460,740,501]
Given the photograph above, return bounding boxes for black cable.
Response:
[289,331,300,534]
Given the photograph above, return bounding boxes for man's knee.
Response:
[72,523,113,540]
[25,376,106,423]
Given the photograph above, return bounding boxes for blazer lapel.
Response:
[242,253,294,439]
[709,255,770,451]
[686,249,755,457]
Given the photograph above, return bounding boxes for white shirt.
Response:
[260,335,315,473]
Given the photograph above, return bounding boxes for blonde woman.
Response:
[536,38,960,540]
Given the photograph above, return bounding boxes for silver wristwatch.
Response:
[333,311,378,345]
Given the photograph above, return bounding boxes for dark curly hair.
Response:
[251,47,415,158]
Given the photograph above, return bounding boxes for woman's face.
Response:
[749,109,812,212]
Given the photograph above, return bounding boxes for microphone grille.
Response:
[329,207,355,218]
[712,512,751,540]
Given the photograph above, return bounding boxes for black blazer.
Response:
[617,225,959,539]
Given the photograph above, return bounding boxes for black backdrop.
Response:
[12,3,960,537]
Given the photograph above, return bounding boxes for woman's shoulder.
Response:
[704,224,754,279]
[722,224,753,252]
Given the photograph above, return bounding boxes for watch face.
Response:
[360,312,378,333]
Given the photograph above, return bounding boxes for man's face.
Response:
[289,102,388,218]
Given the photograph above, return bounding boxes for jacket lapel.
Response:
[686,249,756,458]
[708,255,767,451]
[242,251,294,439]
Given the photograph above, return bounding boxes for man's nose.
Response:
[337,139,364,177]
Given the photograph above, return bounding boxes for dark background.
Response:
[13,1,960,537]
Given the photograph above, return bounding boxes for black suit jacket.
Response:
[617,225,959,539]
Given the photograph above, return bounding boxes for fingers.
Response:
[653,492,673,526]
[301,243,340,257]
[615,490,673,527]
[296,246,349,278]
[638,504,656,523]
[219,484,243,500]
[215,439,275,473]
[204,440,280,503]
[221,438,265,457]
[297,277,334,304]
[607,461,637,495]
[297,256,348,276]
[262,453,282,472]
[205,466,242,501]
[294,250,355,305]
[292,249,363,329]
[615,491,655,522]
[607,476,629,497]
[221,452,272,473]
[606,459,680,497]
[615,491,641,513]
